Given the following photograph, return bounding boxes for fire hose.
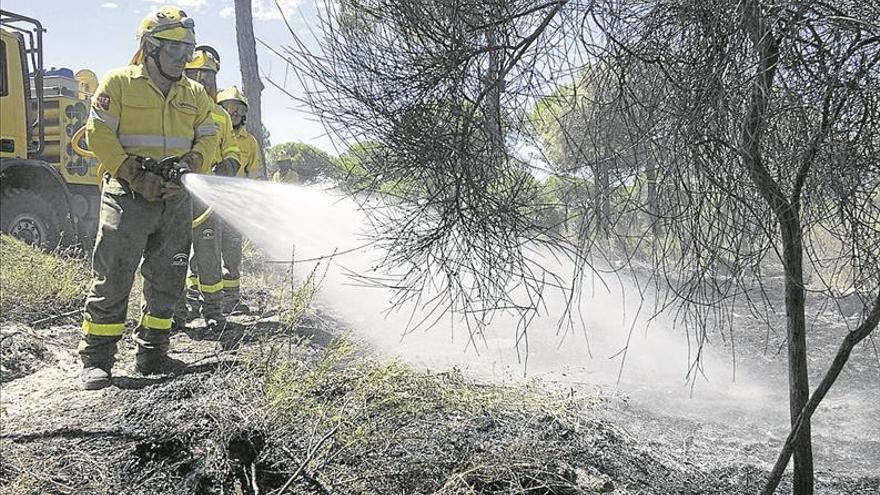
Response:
[71,125,214,228]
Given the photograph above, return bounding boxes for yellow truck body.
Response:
[1,10,102,249]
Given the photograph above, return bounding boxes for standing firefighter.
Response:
[216,86,262,314]
[179,46,240,330]
[272,159,297,183]
[78,6,218,390]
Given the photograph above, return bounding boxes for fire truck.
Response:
[1,10,102,249]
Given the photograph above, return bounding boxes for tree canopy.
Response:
[273,2,880,492]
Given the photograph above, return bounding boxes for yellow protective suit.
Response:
[79,64,218,370]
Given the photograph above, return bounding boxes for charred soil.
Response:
[1,300,877,494]
[0,239,877,494]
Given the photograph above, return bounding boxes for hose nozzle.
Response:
[140,156,191,185]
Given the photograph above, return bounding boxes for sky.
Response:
[3,0,339,154]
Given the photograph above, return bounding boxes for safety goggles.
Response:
[223,100,248,113]
[185,68,215,83]
[150,17,196,35]
[160,39,197,61]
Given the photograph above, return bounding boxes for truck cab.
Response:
[0,10,102,249]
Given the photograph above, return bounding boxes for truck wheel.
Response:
[0,189,61,249]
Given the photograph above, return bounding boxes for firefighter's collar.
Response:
[131,63,191,89]
[130,63,150,80]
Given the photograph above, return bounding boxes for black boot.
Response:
[81,365,112,390]
[135,353,187,376]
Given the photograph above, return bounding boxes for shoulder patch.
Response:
[95,93,111,111]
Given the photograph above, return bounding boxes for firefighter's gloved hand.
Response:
[116,156,165,202]
[177,151,203,173]
[212,157,240,177]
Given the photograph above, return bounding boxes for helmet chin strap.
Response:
[148,47,182,82]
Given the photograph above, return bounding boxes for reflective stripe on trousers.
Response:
[82,320,125,337]
[187,276,224,293]
[140,313,173,330]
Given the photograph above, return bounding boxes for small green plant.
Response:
[0,235,89,322]
[278,263,323,330]
[241,239,266,265]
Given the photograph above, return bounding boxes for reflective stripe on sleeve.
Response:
[222,278,240,288]
[187,276,200,289]
[139,313,173,331]
[89,108,119,133]
[83,320,126,336]
[118,134,192,150]
[211,111,228,124]
[195,124,216,138]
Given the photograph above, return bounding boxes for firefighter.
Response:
[78,6,219,390]
[272,158,297,183]
[216,86,263,314]
[178,46,240,330]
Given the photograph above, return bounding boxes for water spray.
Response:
[66,129,879,469]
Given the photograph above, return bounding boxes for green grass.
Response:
[278,264,321,330]
[0,235,89,322]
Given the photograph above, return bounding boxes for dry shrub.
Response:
[205,335,602,494]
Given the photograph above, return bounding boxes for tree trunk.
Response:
[233,0,268,178]
[738,1,814,491]
[645,155,660,238]
[779,216,814,494]
[484,24,504,163]
[762,291,880,495]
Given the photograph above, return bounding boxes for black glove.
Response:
[178,151,203,173]
[212,157,240,177]
[116,156,165,201]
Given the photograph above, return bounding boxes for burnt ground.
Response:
[1,282,879,494]
[584,271,880,492]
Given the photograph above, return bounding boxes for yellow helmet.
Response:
[217,86,248,107]
[131,6,195,64]
[138,6,195,44]
[185,45,220,72]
